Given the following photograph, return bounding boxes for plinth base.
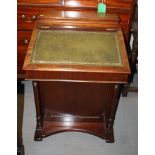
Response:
[34,120,114,143]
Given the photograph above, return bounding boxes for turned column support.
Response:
[106,84,121,143]
[33,81,43,141]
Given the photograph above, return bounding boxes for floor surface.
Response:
[22,80,138,155]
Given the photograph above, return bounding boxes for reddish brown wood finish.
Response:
[17,0,136,79]
[18,0,61,5]
[33,81,44,141]
[23,12,130,142]
[23,12,130,83]
[32,81,121,142]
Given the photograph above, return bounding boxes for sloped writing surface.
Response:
[31,30,122,66]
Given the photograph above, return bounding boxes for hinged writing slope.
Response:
[23,11,130,82]
[23,11,130,143]
[31,30,122,66]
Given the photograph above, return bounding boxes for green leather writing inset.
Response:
[31,30,122,66]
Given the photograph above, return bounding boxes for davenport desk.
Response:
[23,11,130,143]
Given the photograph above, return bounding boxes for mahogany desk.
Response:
[17,0,136,79]
[23,11,130,143]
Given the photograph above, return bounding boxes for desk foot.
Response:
[106,130,114,143]
[122,84,129,97]
[34,129,43,141]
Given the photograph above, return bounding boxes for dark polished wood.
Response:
[17,137,24,155]
[17,82,25,155]
[33,81,43,141]
[31,81,122,143]
[23,11,130,142]
[17,0,136,79]
[122,3,138,97]
[23,12,130,82]
[38,81,117,142]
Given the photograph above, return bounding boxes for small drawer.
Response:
[17,31,32,52]
[17,6,57,30]
[17,7,39,30]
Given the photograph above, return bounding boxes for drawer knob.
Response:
[32,15,37,20]
[21,14,26,19]
[24,39,29,44]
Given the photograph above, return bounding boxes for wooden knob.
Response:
[32,15,37,20]
[24,39,29,44]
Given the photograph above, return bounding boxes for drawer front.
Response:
[17,6,60,30]
[17,7,40,30]
[17,31,32,52]
[40,81,115,117]
[18,0,61,6]
[64,0,132,11]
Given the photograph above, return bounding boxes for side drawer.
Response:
[17,31,32,52]
[17,6,60,30]
[17,7,39,30]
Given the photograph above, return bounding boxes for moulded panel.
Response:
[39,81,114,117]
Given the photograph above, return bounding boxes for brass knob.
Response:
[21,14,26,19]
[32,15,37,20]
[24,39,29,44]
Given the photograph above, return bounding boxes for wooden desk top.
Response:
[23,11,130,83]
